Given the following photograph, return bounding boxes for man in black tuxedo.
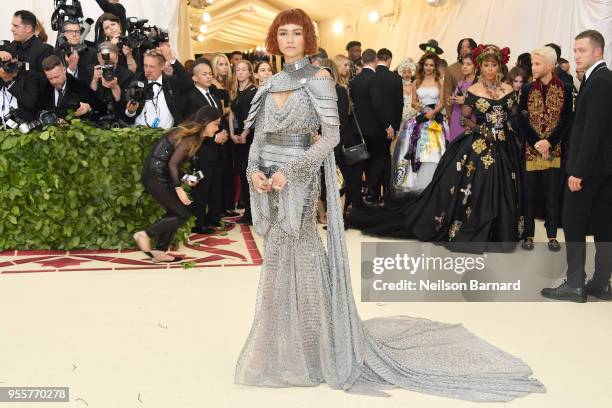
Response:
[184,58,229,234]
[41,55,99,119]
[0,45,40,123]
[349,48,382,204]
[125,44,192,128]
[372,48,404,200]
[541,30,612,302]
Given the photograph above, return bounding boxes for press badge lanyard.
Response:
[144,83,162,128]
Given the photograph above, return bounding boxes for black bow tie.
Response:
[151,82,161,87]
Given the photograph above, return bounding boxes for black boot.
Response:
[585,280,612,300]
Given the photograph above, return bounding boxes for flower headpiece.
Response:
[398,59,417,77]
[472,44,511,66]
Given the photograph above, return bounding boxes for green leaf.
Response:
[8,215,17,224]
[39,131,50,141]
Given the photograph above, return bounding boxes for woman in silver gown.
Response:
[234,8,545,400]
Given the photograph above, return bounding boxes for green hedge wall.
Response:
[0,120,193,250]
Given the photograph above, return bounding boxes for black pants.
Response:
[562,175,612,287]
[337,156,365,209]
[363,134,391,199]
[142,174,191,251]
[525,167,563,238]
[222,143,236,212]
[234,139,252,218]
[191,159,223,228]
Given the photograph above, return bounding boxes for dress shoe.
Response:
[547,239,561,252]
[191,226,216,235]
[585,280,612,300]
[541,280,586,303]
[521,237,534,250]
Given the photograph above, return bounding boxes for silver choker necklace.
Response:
[283,56,311,73]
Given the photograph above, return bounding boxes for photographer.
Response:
[41,54,99,119]
[0,45,41,125]
[89,41,132,124]
[56,20,98,84]
[124,44,191,129]
[1,10,54,73]
[94,0,127,45]
[133,106,222,263]
[98,13,138,73]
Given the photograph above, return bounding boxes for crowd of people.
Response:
[2,5,609,301]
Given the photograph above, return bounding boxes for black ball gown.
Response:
[350,90,526,253]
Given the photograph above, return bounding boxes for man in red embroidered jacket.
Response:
[516,46,572,252]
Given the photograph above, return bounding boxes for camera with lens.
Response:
[1,108,27,130]
[125,81,155,105]
[0,59,24,74]
[98,46,115,82]
[116,17,170,51]
[182,170,205,185]
[0,40,23,74]
[18,110,60,134]
[56,34,87,62]
[51,0,84,31]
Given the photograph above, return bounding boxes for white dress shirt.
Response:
[1,82,18,117]
[585,59,606,81]
[195,85,218,109]
[134,75,174,129]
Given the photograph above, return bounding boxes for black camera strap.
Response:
[144,82,162,128]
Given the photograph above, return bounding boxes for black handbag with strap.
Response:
[342,112,370,165]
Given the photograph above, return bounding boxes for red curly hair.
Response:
[265,9,318,56]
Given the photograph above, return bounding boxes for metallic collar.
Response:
[283,56,311,73]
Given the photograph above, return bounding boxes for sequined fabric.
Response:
[234,57,545,400]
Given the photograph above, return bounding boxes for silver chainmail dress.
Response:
[234,56,545,400]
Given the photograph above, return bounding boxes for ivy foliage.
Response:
[0,121,193,250]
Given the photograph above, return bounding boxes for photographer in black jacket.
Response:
[0,44,41,124]
[56,20,98,85]
[89,41,133,125]
[94,0,127,45]
[2,10,53,73]
[41,54,100,119]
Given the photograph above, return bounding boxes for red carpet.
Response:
[0,222,261,274]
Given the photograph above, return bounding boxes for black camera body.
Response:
[99,47,115,82]
[125,81,155,105]
[1,107,27,130]
[0,40,22,74]
[0,60,24,74]
[56,35,87,62]
[18,110,59,134]
[51,0,84,32]
[117,17,170,51]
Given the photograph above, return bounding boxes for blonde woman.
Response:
[211,53,232,116]
[333,54,350,89]
[230,60,258,224]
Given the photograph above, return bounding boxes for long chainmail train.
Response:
[233,56,546,400]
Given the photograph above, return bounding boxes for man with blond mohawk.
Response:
[516,46,572,253]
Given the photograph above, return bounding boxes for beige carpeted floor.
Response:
[0,222,610,408]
